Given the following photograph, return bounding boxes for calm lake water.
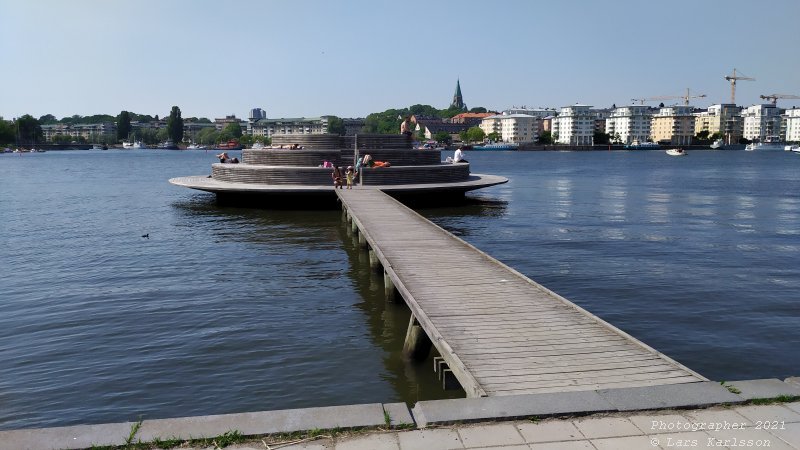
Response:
[1,149,798,430]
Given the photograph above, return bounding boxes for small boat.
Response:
[625,140,660,150]
[159,140,179,150]
[251,142,265,150]
[473,143,520,151]
[122,141,134,148]
[215,139,243,150]
[787,145,800,153]
[132,141,147,149]
[666,148,687,156]
[710,139,724,149]
[746,137,785,151]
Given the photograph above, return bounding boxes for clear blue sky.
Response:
[1,0,798,121]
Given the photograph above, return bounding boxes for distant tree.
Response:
[38,114,57,124]
[117,111,132,141]
[709,132,721,141]
[462,126,485,143]
[326,116,345,135]
[469,107,487,113]
[487,132,501,142]
[166,106,184,143]
[223,121,242,138]
[0,117,15,145]
[15,115,42,145]
[156,128,169,143]
[434,131,452,145]
[695,130,710,141]
[197,127,219,145]
[658,102,665,108]
[593,131,611,145]
[536,131,553,145]
[552,132,559,143]
[611,132,622,144]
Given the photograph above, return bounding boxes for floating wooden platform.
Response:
[337,189,706,397]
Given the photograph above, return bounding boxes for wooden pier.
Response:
[337,189,706,398]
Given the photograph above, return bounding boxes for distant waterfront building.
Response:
[650,106,695,145]
[502,107,556,119]
[342,118,366,135]
[479,114,538,144]
[784,108,800,143]
[450,79,467,111]
[214,115,247,132]
[741,104,783,142]
[605,106,652,145]
[592,108,612,135]
[249,108,266,120]
[250,117,329,138]
[449,112,494,128]
[552,105,594,146]
[694,104,743,144]
[42,122,116,142]
[415,121,470,140]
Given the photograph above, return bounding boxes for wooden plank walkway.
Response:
[337,189,706,398]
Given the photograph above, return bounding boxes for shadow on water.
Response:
[335,212,466,403]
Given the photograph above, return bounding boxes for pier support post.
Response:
[358,230,368,248]
[403,315,432,361]
[384,271,400,303]
[368,247,381,271]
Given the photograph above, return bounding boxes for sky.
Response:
[1,0,799,121]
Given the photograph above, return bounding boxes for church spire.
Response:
[451,79,466,111]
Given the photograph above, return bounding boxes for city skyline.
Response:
[1,0,799,121]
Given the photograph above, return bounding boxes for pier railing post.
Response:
[402,315,432,361]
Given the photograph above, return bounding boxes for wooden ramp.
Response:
[337,189,706,398]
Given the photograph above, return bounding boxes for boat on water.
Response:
[666,148,687,156]
[122,141,134,149]
[473,143,519,151]
[745,137,785,151]
[215,139,243,150]
[625,140,660,150]
[710,139,724,149]
[786,145,800,153]
[159,140,179,150]
[132,141,147,149]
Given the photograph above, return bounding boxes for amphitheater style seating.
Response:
[213,134,470,187]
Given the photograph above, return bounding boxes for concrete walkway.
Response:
[1,378,798,449]
[195,401,800,449]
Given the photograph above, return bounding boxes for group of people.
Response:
[331,165,355,189]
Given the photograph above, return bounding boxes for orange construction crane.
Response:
[724,68,755,104]
[631,88,706,106]
[759,94,800,105]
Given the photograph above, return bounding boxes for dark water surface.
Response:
[1,149,798,430]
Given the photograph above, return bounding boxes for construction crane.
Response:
[631,88,706,106]
[759,94,800,105]
[724,68,755,104]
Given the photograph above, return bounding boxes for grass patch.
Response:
[125,420,143,446]
[748,395,800,405]
[384,409,391,426]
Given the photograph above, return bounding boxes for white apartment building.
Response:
[784,108,800,143]
[250,117,329,138]
[552,105,594,146]
[742,104,783,142]
[479,114,539,143]
[605,106,651,145]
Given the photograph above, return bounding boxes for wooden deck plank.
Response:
[336,190,705,398]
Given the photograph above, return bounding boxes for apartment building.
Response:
[650,106,695,145]
[41,123,116,142]
[552,105,594,145]
[784,108,800,143]
[605,106,652,145]
[741,104,783,142]
[249,117,329,138]
[694,104,743,144]
[479,113,539,143]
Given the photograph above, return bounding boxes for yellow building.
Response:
[694,104,742,144]
[651,106,695,145]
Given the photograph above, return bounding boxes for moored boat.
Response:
[473,143,519,151]
[625,140,660,150]
[666,148,687,156]
[215,139,243,150]
[710,139,724,149]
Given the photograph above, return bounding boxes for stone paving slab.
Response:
[516,420,584,443]
[383,402,415,427]
[597,381,743,411]
[412,391,615,427]
[136,404,386,442]
[786,377,800,388]
[728,378,800,400]
[456,423,526,448]
[0,422,135,450]
[396,428,462,450]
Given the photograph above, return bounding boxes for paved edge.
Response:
[2,378,798,449]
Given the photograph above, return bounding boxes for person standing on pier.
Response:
[332,165,343,189]
[400,117,413,139]
[345,166,354,189]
